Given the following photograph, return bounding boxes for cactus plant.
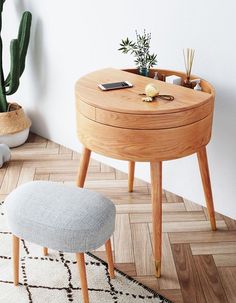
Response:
[0,0,32,112]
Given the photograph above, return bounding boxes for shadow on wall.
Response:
[13,0,50,137]
[14,0,48,103]
[28,18,48,101]
[213,87,236,145]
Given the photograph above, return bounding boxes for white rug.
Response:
[0,201,171,303]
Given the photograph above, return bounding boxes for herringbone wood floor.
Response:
[1,133,236,303]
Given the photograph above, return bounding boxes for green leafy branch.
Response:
[118,30,157,69]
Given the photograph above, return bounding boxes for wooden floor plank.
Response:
[101,163,115,173]
[149,220,227,233]
[147,187,169,203]
[158,289,184,303]
[130,211,206,223]
[131,223,155,276]
[59,145,73,156]
[115,170,128,180]
[114,214,134,263]
[115,263,137,277]
[218,267,236,303]
[116,203,152,214]
[116,203,186,214]
[165,191,184,203]
[11,147,59,156]
[134,276,159,292]
[194,255,228,303]
[47,140,59,149]
[33,134,47,143]
[203,207,224,220]
[11,152,72,161]
[184,198,203,211]
[169,230,236,244]
[84,179,148,189]
[148,229,180,289]
[15,142,48,149]
[0,161,22,194]
[171,243,206,303]
[26,159,79,168]
[27,132,37,142]
[0,166,7,187]
[72,151,80,160]
[106,192,151,204]
[190,242,236,255]
[17,166,35,186]
[158,233,180,290]
[49,172,115,182]
[223,216,236,230]
[213,254,236,267]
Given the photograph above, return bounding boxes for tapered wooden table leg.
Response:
[150,162,162,278]
[128,161,135,192]
[105,239,115,279]
[13,235,20,286]
[197,146,216,231]
[76,253,89,303]
[76,147,91,188]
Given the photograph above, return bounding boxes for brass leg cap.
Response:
[155,260,161,278]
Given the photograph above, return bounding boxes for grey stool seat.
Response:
[5,181,116,253]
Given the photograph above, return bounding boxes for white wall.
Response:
[4,0,236,219]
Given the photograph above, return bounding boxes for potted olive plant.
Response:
[0,0,32,147]
[118,30,157,77]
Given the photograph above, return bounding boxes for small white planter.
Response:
[0,103,31,148]
[0,128,30,148]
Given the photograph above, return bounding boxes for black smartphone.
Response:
[98,81,133,91]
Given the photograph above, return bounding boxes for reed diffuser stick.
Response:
[183,48,195,80]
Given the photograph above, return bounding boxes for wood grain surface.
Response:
[193,255,228,303]
[171,244,206,303]
[77,112,213,161]
[79,99,213,130]
[75,68,214,114]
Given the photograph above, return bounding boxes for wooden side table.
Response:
[75,68,216,277]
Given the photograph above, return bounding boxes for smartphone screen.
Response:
[100,81,131,90]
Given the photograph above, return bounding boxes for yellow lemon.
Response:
[145,83,160,97]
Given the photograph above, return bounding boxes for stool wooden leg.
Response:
[43,247,48,256]
[105,239,115,279]
[76,147,91,188]
[197,146,216,231]
[128,161,135,192]
[76,253,89,303]
[12,235,20,286]
[150,162,162,278]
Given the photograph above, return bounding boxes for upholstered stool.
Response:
[5,181,116,303]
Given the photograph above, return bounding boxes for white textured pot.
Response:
[0,103,31,148]
[0,128,30,148]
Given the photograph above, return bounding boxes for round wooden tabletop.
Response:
[76,68,214,114]
[75,68,215,162]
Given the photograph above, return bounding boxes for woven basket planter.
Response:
[0,103,31,147]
